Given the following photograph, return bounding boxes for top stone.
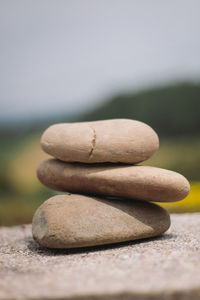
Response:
[41,119,159,163]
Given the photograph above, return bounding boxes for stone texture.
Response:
[0,214,200,299]
[41,119,159,163]
[32,194,170,248]
[37,160,190,202]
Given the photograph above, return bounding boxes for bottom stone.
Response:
[32,194,170,249]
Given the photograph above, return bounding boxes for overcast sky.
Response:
[1,0,200,122]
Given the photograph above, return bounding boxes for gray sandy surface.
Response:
[0,213,200,300]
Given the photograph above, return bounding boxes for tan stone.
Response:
[32,194,170,249]
[37,159,190,202]
[41,119,159,163]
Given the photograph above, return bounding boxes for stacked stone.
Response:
[32,119,190,249]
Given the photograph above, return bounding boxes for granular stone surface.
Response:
[0,214,200,300]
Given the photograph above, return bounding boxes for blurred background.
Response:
[1,0,200,226]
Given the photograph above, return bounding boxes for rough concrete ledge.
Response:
[0,213,200,300]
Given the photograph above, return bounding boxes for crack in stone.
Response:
[89,127,96,158]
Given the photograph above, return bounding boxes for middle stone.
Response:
[37,159,190,202]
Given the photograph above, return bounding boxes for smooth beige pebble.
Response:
[37,159,190,202]
[32,194,170,249]
[41,119,159,163]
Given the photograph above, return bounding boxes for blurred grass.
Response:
[143,136,200,181]
[0,133,200,226]
[0,133,55,225]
